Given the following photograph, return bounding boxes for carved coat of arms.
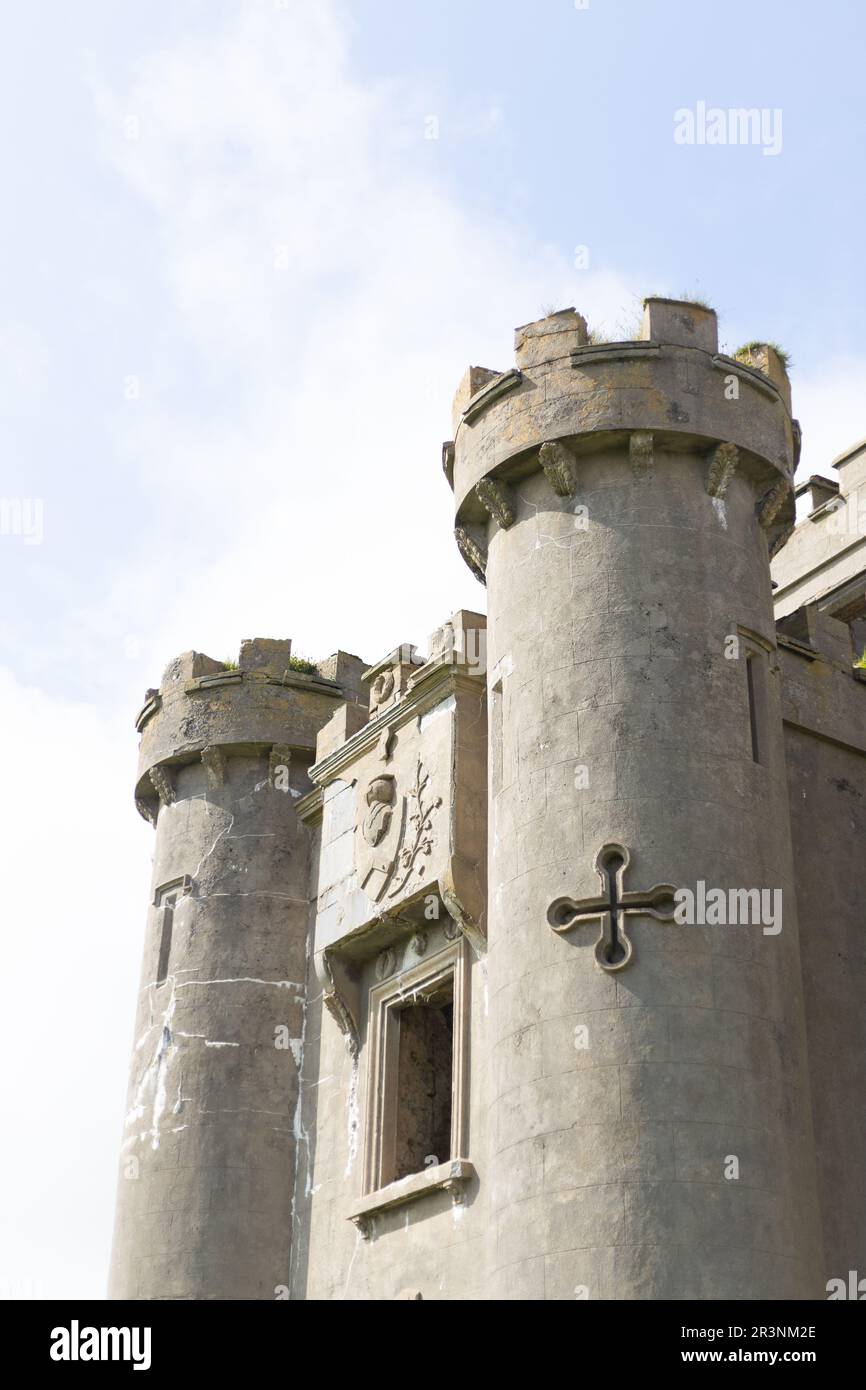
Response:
[356,759,441,904]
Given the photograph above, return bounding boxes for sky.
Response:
[1,0,864,1299]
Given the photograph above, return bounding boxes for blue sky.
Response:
[1,0,864,1298]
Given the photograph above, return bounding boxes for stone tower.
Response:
[110,299,865,1301]
[109,640,365,1299]
[448,300,824,1298]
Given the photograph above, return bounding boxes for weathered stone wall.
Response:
[778,617,866,1281]
[110,752,311,1298]
[451,301,824,1299]
[108,301,866,1302]
[773,439,866,620]
[292,622,489,1300]
[110,644,360,1299]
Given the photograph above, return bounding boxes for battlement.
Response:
[133,638,367,822]
[444,297,797,583]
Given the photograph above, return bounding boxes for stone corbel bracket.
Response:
[475,476,516,529]
[757,477,794,559]
[201,744,227,788]
[769,522,796,560]
[315,949,361,1057]
[134,796,157,826]
[757,478,792,530]
[707,441,740,498]
[454,525,488,585]
[440,858,486,956]
[149,764,176,807]
[539,440,577,497]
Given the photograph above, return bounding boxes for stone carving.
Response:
[362,775,397,848]
[375,948,396,981]
[315,950,360,1057]
[429,621,455,660]
[149,765,175,806]
[358,772,402,902]
[707,441,739,498]
[757,479,791,530]
[135,796,157,826]
[769,522,795,560]
[475,477,515,529]
[370,670,395,711]
[201,745,226,788]
[454,526,487,584]
[410,931,428,956]
[630,430,654,478]
[357,759,442,904]
[539,440,576,496]
[387,760,442,901]
[377,728,396,763]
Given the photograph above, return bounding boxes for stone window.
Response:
[392,982,454,1181]
[350,934,473,1231]
[741,638,770,765]
[153,876,190,986]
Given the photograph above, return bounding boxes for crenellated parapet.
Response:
[133,639,367,822]
[443,299,797,580]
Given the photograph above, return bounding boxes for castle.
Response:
[109,299,866,1300]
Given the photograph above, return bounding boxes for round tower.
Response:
[109,639,364,1300]
[447,300,824,1299]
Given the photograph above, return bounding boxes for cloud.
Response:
[22,0,862,1299]
[0,669,151,1298]
[793,354,866,478]
[2,1,636,1297]
[82,1,639,681]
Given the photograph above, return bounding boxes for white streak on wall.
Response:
[174,977,304,991]
[344,1054,360,1178]
[191,806,235,880]
[174,1030,240,1048]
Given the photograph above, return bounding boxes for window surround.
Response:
[349,935,473,1236]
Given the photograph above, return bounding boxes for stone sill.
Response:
[347,1159,474,1235]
